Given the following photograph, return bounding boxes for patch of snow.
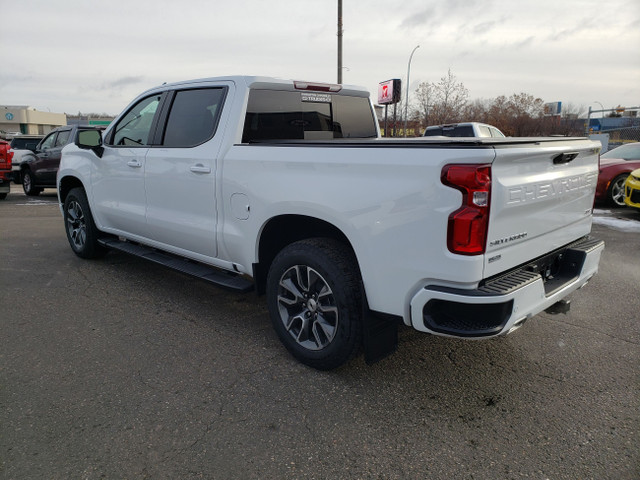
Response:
[592,216,640,233]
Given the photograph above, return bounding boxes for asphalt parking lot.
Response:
[1,184,638,480]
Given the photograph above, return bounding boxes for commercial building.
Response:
[1,105,67,135]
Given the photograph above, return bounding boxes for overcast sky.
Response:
[1,0,638,116]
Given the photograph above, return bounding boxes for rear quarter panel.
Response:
[219,142,496,317]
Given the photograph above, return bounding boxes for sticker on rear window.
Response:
[301,93,331,103]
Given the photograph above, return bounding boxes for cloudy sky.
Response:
[1,0,638,116]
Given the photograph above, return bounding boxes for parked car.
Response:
[423,122,505,138]
[7,135,43,184]
[624,168,640,210]
[0,139,14,199]
[594,142,640,206]
[20,126,97,196]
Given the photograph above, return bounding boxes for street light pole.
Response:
[594,101,605,118]
[404,45,420,137]
[337,0,343,84]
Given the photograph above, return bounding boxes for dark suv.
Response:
[20,125,97,196]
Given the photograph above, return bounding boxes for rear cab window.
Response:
[10,138,41,150]
[242,89,377,142]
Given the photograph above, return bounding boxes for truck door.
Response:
[144,86,228,259]
[32,131,58,184]
[42,128,72,184]
[91,93,163,237]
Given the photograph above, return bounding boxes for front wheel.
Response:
[22,170,42,196]
[266,238,363,370]
[63,187,106,259]
[0,193,7,200]
[608,174,628,207]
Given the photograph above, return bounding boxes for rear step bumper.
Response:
[409,236,604,338]
[98,238,254,292]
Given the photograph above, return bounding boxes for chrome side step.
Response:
[98,238,254,292]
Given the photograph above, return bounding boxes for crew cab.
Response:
[57,76,604,369]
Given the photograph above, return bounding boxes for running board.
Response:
[98,238,254,292]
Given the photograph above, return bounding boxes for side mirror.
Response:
[76,129,104,158]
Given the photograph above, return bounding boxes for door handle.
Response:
[553,152,579,165]
[127,160,142,168]
[190,164,211,174]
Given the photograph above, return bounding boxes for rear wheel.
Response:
[22,170,42,196]
[0,193,7,200]
[608,174,628,207]
[63,187,106,259]
[266,238,362,370]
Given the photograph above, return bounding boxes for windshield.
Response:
[601,143,640,160]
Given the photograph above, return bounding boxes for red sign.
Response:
[378,79,401,105]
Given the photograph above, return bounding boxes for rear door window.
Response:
[161,88,226,147]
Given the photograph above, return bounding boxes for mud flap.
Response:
[361,285,399,365]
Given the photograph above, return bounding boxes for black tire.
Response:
[22,170,42,196]
[0,193,7,200]
[607,174,628,207]
[63,187,106,259]
[266,238,363,370]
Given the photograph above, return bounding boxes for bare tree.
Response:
[413,69,469,126]
[430,69,469,124]
[414,81,435,127]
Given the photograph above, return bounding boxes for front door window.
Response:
[111,95,162,146]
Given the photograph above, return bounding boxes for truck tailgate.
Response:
[485,139,600,278]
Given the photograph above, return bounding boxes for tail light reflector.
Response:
[441,164,492,255]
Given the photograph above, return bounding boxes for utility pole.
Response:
[337,0,343,84]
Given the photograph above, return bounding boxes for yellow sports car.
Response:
[624,168,640,210]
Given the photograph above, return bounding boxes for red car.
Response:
[0,139,14,200]
[595,142,640,206]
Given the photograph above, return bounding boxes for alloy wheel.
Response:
[276,265,338,351]
[66,200,87,250]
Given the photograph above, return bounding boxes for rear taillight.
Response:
[441,164,492,255]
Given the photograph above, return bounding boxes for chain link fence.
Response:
[586,108,640,152]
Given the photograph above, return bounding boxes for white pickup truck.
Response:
[57,76,604,370]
